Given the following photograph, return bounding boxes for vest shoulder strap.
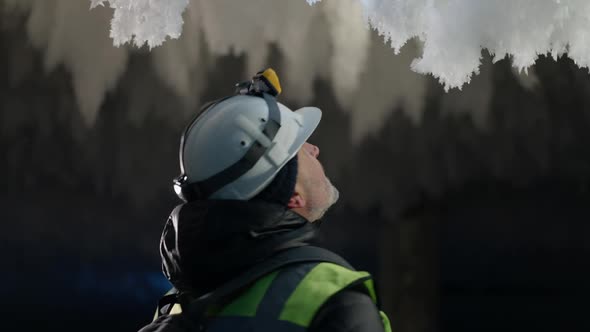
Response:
[156,246,353,319]
[278,262,376,328]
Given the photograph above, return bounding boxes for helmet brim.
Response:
[287,106,322,158]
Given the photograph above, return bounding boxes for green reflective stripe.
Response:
[279,262,371,327]
[380,311,392,332]
[218,271,279,317]
[363,279,378,303]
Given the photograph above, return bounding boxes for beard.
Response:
[325,176,340,206]
[309,176,339,222]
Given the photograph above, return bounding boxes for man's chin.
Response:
[326,177,340,206]
[308,178,339,222]
[317,180,339,221]
[330,185,340,206]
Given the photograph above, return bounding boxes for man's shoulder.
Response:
[309,288,385,332]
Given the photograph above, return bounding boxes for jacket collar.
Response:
[166,199,318,295]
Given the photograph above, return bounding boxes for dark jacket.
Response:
[150,199,385,332]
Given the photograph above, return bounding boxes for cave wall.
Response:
[2,14,590,332]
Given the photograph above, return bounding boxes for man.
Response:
[142,69,390,332]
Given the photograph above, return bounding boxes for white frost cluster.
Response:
[90,0,189,48]
[96,0,590,91]
[355,0,590,90]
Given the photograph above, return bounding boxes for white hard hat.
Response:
[176,94,322,201]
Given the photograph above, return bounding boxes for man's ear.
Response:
[287,192,306,209]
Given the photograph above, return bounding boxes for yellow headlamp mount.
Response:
[235,68,282,97]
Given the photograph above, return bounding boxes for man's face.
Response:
[293,142,339,222]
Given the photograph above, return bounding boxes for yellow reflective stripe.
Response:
[380,311,393,332]
[279,263,371,327]
[169,303,182,315]
[152,302,184,321]
[218,271,279,317]
[363,278,378,303]
[153,288,181,321]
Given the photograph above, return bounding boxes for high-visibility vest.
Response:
[158,262,392,332]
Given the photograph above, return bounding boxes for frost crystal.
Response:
[93,0,590,91]
[353,0,590,90]
[90,0,189,49]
